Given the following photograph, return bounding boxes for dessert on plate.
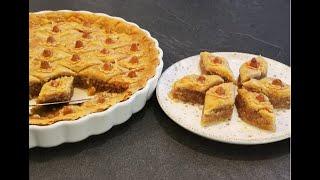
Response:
[170,74,224,104]
[235,88,276,131]
[29,11,160,125]
[199,52,235,83]
[242,77,290,109]
[238,56,268,86]
[201,83,235,126]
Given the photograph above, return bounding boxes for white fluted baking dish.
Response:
[29,10,163,148]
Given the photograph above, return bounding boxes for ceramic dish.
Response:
[29,10,163,148]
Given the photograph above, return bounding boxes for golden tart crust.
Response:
[29,11,159,125]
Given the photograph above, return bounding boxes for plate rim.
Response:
[156,52,290,145]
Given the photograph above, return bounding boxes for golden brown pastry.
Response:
[170,74,224,104]
[37,76,74,104]
[201,83,235,126]
[200,52,235,83]
[238,56,268,86]
[235,88,275,131]
[242,77,290,109]
[29,11,160,125]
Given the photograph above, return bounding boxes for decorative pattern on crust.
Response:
[29,11,159,125]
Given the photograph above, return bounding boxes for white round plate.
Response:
[156,52,291,145]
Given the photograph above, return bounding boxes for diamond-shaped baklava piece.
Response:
[170,74,224,104]
[238,56,268,86]
[77,62,129,92]
[56,53,102,73]
[242,77,290,109]
[30,60,76,82]
[37,76,74,104]
[201,83,235,126]
[29,47,72,62]
[235,88,275,131]
[200,52,235,83]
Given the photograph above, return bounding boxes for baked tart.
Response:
[29,11,160,125]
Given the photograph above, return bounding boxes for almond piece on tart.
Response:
[201,82,235,127]
[235,88,276,131]
[238,56,268,86]
[36,76,74,104]
[200,52,235,83]
[170,74,224,104]
[242,77,290,109]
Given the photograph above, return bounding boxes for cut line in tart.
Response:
[200,52,235,83]
[170,74,224,104]
[238,56,268,86]
[235,88,276,131]
[201,82,235,127]
[242,77,290,109]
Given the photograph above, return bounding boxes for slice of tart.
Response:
[238,56,268,86]
[170,74,224,104]
[201,83,235,126]
[199,52,235,83]
[235,88,276,131]
[76,62,129,92]
[242,77,290,109]
[36,76,74,104]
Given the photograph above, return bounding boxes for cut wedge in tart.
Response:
[37,76,74,104]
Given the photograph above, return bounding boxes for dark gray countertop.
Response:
[29,0,290,179]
